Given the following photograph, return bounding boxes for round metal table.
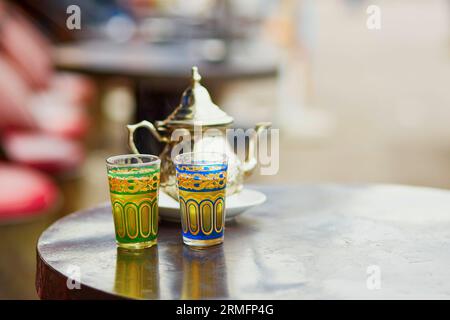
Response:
[36,184,450,299]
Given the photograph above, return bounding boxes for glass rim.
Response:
[106,154,161,168]
[173,152,228,166]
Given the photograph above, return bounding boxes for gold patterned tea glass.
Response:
[106,154,160,249]
[174,152,228,248]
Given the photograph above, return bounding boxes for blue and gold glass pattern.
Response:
[175,153,228,247]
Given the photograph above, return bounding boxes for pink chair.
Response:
[2,131,85,175]
[51,72,96,107]
[0,3,96,106]
[0,163,60,223]
[0,2,95,140]
[0,2,52,90]
[27,93,91,139]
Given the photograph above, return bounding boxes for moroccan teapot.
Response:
[127,67,270,200]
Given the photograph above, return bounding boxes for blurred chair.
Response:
[2,131,85,176]
[0,0,52,90]
[0,2,94,224]
[0,1,96,110]
[0,54,87,172]
[0,2,96,175]
[0,162,60,223]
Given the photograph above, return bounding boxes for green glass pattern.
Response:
[107,166,160,245]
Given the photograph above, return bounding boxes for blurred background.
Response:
[0,0,449,299]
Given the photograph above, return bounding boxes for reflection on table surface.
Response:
[180,246,228,299]
[114,247,160,299]
[114,243,228,300]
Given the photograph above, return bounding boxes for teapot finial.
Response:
[191,66,202,84]
[154,66,233,126]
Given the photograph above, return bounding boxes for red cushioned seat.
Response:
[27,95,90,139]
[51,72,96,106]
[0,163,59,222]
[2,131,85,175]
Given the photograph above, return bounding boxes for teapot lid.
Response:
[159,67,234,127]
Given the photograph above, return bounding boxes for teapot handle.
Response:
[127,120,168,154]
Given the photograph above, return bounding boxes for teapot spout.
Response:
[243,122,271,177]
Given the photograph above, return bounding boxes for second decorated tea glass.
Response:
[174,152,228,248]
[106,154,160,249]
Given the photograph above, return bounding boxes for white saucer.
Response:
[159,188,266,222]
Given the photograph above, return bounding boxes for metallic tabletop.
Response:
[36,184,450,299]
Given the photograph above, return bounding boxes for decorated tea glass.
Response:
[106,154,160,249]
[174,152,228,248]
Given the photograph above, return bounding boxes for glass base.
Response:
[116,239,157,250]
[183,236,224,248]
